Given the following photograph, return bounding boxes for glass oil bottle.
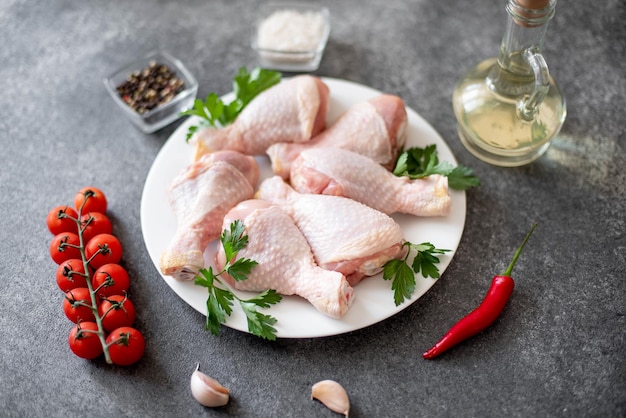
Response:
[452,0,566,167]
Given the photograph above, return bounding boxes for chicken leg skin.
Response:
[160,151,259,281]
[216,200,354,318]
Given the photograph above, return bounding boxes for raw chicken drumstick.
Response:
[216,200,354,319]
[192,75,329,158]
[266,94,408,179]
[257,176,407,286]
[290,147,451,217]
[160,151,260,281]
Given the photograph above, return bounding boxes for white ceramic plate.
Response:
[140,77,466,338]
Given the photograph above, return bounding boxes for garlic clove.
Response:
[311,379,350,417]
[190,364,230,407]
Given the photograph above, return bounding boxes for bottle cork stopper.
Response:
[516,0,549,9]
[513,0,551,27]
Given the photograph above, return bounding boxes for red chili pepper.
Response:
[422,223,537,360]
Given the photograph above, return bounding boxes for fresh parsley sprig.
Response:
[194,220,282,340]
[180,67,281,141]
[393,144,480,190]
[383,242,450,306]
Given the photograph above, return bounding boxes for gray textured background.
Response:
[1,0,624,417]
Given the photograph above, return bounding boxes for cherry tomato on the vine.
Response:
[99,295,136,332]
[46,205,78,235]
[92,263,130,297]
[85,233,122,269]
[56,259,90,292]
[106,327,145,366]
[68,322,103,359]
[81,212,113,244]
[74,186,107,214]
[63,288,96,323]
[49,232,82,264]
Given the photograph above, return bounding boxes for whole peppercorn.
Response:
[116,61,185,114]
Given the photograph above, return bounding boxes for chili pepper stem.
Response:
[502,223,538,277]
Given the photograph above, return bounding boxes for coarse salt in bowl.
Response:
[252,2,330,72]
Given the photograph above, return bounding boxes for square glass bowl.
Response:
[251,2,330,72]
[104,51,198,133]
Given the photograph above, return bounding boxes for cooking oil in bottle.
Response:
[453,0,566,167]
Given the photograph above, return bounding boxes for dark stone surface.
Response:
[1,0,624,416]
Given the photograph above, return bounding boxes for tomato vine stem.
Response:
[70,200,113,364]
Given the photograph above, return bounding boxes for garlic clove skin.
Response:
[190,364,230,407]
[311,379,350,417]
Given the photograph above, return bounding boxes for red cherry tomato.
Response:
[74,187,107,214]
[92,263,130,297]
[68,322,103,359]
[81,212,113,244]
[99,295,136,332]
[46,205,78,235]
[56,259,90,292]
[85,233,122,269]
[63,288,96,323]
[106,327,145,366]
[49,232,82,264]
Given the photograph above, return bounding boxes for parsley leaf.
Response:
[447,166,481,190]
[232,67,282,110]
[244,289,283,308]
[221,220,249,260]
[180,67,281,142]
[393,145,451,178]
[383,259,416,306]
[226,258,258,282]
[184,124,201,142]
[383,242,451,306]
[234,290,283,339]
[393,144,479,190]
[195,267,234,336]
[193,221,282,340]
[411,242,450,279]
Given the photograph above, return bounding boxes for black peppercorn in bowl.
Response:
[104,51,198,133]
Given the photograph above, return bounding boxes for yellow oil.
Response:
[453,57,566,166]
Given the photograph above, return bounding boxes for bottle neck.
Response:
[498,0,556,75]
